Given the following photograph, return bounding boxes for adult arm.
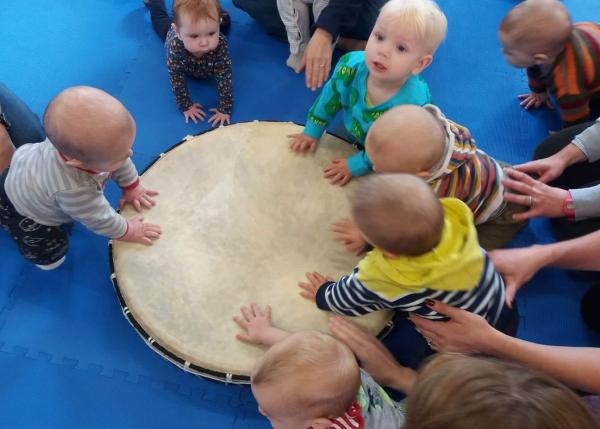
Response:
[314,0,363,40]
[328,316,417,394]
[0,123,15,172]
[411,300,600,393]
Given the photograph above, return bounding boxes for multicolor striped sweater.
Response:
[315,199,507,327]
[425,105,505,224]
[303,51,431,177]
[527,22,600,127]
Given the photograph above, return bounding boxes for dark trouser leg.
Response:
[581,284,600,333]
[339,0,385,40]
[146,0,173,41]
[232,0,287,39]
[0,83,45,149]
[533,121,600,240]
[0,174,68,266]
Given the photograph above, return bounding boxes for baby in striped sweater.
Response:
[333,104,525,251]
[298,174,517,362]
[499,0,600,128]
[0,86,161,270]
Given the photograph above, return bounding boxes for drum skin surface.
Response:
[111,121,393,382]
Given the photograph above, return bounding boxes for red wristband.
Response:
[121,177,140,191]
[563,191,575,220]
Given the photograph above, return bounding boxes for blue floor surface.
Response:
[1,0,600,427]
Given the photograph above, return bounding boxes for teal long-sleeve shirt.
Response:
[303,51,432,176]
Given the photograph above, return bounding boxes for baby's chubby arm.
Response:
[112,158,159,212]
[233,303,289,347]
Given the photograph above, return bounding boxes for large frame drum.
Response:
[110,121,393,383]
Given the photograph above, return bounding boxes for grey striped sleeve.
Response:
[111,158,138,188]
[572,118,600,163]
[55,188,127,238]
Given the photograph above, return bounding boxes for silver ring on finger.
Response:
[529,196,534,207]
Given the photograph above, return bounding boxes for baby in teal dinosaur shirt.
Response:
[288,0,447,185]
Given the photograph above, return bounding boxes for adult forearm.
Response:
[542,229,600,271]
[486,330,600,393]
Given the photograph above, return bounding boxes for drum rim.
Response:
[108,121,392,384]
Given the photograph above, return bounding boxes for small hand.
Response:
[119,184,159,212]
[288,133,318,153]
[119,215,162,246]
[298,271,332,301]
[233,303,274,345]
[183,103,206,124]
[518,92,553,110]
[323,158,352,186]
[330,218,368,255]
[208,108,231,128]
[502,167,568,221]
[299,28,333,91]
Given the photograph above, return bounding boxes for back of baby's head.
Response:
[252,331,360,419]
[366,105,446,176]
[378,0,447,54]
[43,86,134,164]
[173,0,220,26]
[500,0,572,54]
[404,354,599,429]
[352,173,444,256]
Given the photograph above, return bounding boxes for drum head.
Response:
[110,121,393,383]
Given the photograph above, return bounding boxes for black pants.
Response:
[146,0,230,41]
[0,172,69,266]
[533,120,600,241]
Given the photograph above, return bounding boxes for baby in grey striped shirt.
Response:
[0,86,161,270]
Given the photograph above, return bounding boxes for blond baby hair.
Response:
[378,0,447,54]
[252,331,360,419]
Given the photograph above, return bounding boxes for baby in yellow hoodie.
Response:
[299,174,517,352]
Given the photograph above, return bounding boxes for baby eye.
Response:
[209,31,217,36]
[189,35,198,39]
[374,32,384,41]
[396,45,406,52]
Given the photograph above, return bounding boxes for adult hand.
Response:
[323,158,352,186]
[409,300,496,354]
[207,109,231,128]
[298,271,332,301]
[329,316,417,393]
[502,167,568,221]
[119,216,162,246]
[330,218,368,255]
[299,28,333,91]
[183,103,206,124]
[119,184,159,212]
[515,156,567,183]
[288,133,318,153]
[489,245,548,307]
[518,92,553,110]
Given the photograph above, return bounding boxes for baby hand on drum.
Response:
[323,158,352,186]
[119,182,159,212]
[233,303,288,346]
[288,133,318,153]
[207,109,231,128]
[117,215,162,246]
[298,272,333,301]
[330,218,369,255]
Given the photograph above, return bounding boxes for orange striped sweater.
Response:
[528,22,600,127]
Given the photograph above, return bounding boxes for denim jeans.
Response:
[0,83,46,149]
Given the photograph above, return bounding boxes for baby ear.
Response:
[533,53,549,65]
[64,158,86,169]
[311,417,334,429]
[416,170,431,180]
[412,54,433,74]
